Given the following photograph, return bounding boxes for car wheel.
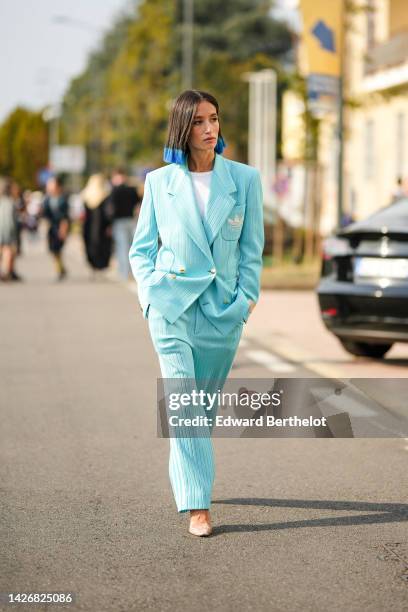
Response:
[338,339,393,359]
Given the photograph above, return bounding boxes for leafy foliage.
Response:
[0,108,48,189]
[61,0,293,170]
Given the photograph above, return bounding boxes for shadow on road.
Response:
[373,358,408,367]
[211,498,408,535]
[302,356,408,368]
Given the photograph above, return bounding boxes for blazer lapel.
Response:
[167,163,213,261]
[166,152,237,257]
[203,153,237,245]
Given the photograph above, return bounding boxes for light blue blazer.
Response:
[129,152,264,336]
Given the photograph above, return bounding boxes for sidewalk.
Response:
[246,289,408,378]
[261,260,320,290]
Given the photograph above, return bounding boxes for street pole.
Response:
[182,0,194,90]
[43,104,61,169]
[337,0,345,228]
[337,76,344,228]
[246,70,277,213]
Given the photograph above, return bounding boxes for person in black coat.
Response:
[43,175,70,281]
[110,168,140,280]
[81,173,113,275]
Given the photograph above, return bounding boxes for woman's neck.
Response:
[187,151,215,172]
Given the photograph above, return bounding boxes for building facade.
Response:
[282,0,408,234]
[346,0,408,221]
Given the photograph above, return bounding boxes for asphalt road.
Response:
[1,231,407,611]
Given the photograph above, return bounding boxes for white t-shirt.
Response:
[190,171,213,219]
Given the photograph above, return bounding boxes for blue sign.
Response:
[307,73,339,98]
[307,74,340,116]
[311,19,336,52]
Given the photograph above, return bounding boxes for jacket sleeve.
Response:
[238,169,264,313]
[128,173,158,314]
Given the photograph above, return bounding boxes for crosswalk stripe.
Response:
[246,349,295,373]
[314,391,377,417]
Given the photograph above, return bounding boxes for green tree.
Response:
[0,107,48,188]
[61,0,293,169]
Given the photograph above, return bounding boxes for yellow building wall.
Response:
[389,0,408,36]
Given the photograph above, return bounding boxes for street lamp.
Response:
[50,16,106,172]
[52,15,101,33]
[182,0,194,90]
[42,103,62,165]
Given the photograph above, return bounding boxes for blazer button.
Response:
[168,273,177,279]
[210,268,216,274]
[179,267,185,273]
[223,299,229,304]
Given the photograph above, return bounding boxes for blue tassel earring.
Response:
[163,147,186,164]
[214,136,226,154]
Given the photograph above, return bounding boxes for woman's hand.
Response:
[58,220,69,241]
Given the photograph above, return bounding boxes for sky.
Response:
[272,0,300,30]
[0,0,131,122]
[0,0,298,124]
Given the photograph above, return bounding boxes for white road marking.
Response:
[314,390,377,417]
[244,332,349,379]
[246,349,295,373]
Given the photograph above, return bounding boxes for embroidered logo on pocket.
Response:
[227,214,243,227]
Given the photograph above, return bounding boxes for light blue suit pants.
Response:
[148,299,243,512]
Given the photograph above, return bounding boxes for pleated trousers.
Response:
[148,299,243,512]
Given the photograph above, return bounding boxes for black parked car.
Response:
[317,198,408,358]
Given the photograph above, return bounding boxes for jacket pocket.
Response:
[145,269,168,286]
[146,247,175,286]
[221,206,245,241]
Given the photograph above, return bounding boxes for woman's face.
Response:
[187,100,219,155]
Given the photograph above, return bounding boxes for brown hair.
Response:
[164,90,223,156]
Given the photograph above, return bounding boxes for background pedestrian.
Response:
[110,168,140,281]
[0,177,19,282]
[81,173,113,278]
[43,175,70,281]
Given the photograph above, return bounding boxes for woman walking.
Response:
[43,175,70,281]
[0,177,19,282]
[81,173,113,277]
[129,90,264,536]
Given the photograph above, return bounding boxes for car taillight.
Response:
[322,307,338,317]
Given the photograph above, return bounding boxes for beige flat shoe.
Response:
[188,510,212,537]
